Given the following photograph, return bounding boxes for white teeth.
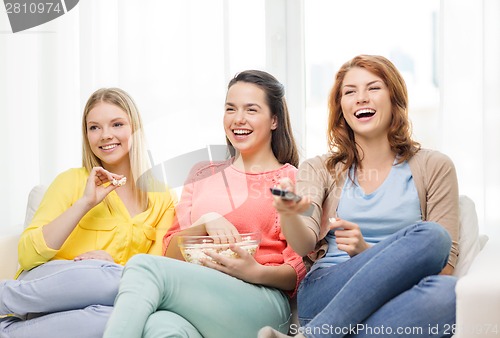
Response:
[233,129,251,135]
[101,144,117,150]
[355,109,376,117]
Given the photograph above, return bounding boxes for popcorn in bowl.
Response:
[177,232,261,265]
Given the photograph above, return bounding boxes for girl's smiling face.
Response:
[224,82,277,157]
[340,67,393,141]
[86,101,132,170]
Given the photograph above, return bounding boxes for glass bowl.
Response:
[177,232,261,265]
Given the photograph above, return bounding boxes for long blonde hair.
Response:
[81,88,152,209]
[326,55,420,177]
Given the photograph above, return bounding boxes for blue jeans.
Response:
[0,259,122,338]
[103,255,291,338]
[297,222,457,338]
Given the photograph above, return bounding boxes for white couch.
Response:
[1,186,499,337]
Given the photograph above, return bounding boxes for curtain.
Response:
[1,0,498,238]
[0,0,269,228]
[441,0,500,236]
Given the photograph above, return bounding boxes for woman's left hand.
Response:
[74,250,115,262]
[330,218,371,257]
[201,245,261,283]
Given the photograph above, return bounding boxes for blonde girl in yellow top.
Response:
[0,88,175,338]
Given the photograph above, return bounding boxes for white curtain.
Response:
[440,0,500,237]
[1,0,498,238]
[0,0,271,228]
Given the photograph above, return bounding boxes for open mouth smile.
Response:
[233,129,253,136]
[100,143,120,150]
[354,108,376,119]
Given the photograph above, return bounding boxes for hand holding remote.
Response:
[269,187,302,202]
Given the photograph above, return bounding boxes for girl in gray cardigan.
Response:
[260,55,459,338]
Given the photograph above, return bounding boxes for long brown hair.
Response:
[326,55,420,176]
[226,70,299,168]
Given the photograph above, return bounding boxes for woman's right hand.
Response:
[164,212,239,260]
[81,167,124,208]
[270,178,317,257]
[201,212,241,243]
[271,178,311,216]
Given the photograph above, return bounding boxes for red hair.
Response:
[326,55,420,176]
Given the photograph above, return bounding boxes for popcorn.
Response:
[112,177,127,187]
[181,242,259,265]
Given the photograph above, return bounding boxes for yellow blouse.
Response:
[17,168,175,276]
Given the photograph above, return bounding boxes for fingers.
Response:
[203,215,241,244]
[210,229,236,244]
[201,248,233,271]
[201,256,223,270]
[273,194,311,215]
[330,218,368,257]
[82,168,125,207]
[91,167,125,186]
[91,167,112,186]
[277,177,294,190]
[94,168,110,186]
[329,218,358,231]
[73,250,114,262]
[202,244,249,269]
[229,228,242,243]
[272,179,311,212]
[203,250,226,266]
[227,243,247,257]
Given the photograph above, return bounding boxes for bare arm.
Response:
[278,208,318,257]
[163,223,207,260]
[272,177,318,256]
[253,263,297,291]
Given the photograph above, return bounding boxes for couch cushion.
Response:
[24,185,47,228]
[453,195,482,278]
[0,227,21,279]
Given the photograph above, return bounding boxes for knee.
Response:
[423,275,456,303]
[418,222,452,254]
[100,262,124,279]
[419,275,457,319]
[407,222,452,273]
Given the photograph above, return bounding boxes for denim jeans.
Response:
[103,254,291,338]
[297,222,457,338]
[0,259,122,338]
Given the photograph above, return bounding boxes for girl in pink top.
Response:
[103,70,307,338]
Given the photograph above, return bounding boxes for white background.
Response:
[0,0,499,238]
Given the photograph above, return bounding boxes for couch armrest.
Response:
[455,237,500,337]
[0,226,22,279]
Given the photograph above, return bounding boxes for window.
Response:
[304,0,440,157]
[1,0,498,236]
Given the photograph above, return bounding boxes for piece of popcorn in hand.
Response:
[112,177,127,187]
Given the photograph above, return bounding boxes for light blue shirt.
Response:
[313,160,421,270]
